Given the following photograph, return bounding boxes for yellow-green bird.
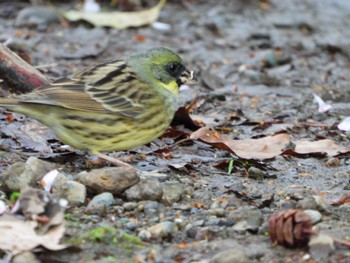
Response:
[0,47,195,165]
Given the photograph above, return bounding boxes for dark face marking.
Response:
[165,62,185,79]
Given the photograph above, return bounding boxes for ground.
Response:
[0,0,350,262]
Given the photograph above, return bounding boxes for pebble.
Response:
[52,174,86,205]
[123,202,137,211]
[12,251,40,263]
[79,167,139,195]
[162,182,184,204]
[144,201,160,216]
[173,204,192,211]
[192,220,205,227]
[304,209,322,224]
[15,7,61,27]
[209,208,226,217]
[1,157,56,191]
[296,196,320,210]
[211,248,249,263]
[86,192,115,213]
[248,167,265,180]
[125,221,138,231]
[138,229,151,241]
[228,206,263,233]
[210,200,228,209]
[125,178,163,201]
[148,221,177,238]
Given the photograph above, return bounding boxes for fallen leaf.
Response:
[64,0,166,29]
[190,127,291,160]
[0,214,67,254]
[292,139,350,157]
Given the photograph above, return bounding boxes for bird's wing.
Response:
[17,60,147,118]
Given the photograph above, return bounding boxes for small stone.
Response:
[148,221,177,238]
[53,175,86,206]
[211,248,249,263]
[173,204,192,211]
[144,201,160,216]
[248,167,265,180]
[79,167,139,195]
[138,229,151,241]
[210,200,228,209]
[228,206,263,231]
[304,209,322,224]
[125,178,163,201]
[12,251,40,263]
[296,196,319,210]
[125,221,138,231]
[192,220,205,227]
[86,192,115,213]
[209,208,225,217]
[162,182,184,204]
[123,202,137,211]
[2,157,56,191]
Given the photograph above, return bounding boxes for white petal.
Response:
[313,93,332,113]
[338,117,350,131]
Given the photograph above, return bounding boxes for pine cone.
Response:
[268,209,313,247]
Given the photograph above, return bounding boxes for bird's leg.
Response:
[97,152,134,169]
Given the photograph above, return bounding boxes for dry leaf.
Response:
[0,214,67,254]
[293,139,350,157]
[190,127,291,160]
[64,0,166,29]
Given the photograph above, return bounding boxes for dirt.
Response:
[1,0,350,262]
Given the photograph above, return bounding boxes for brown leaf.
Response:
[171,106,202,131]
[0,214,67,254]
[190,127,291,160]
[292,139,350,157]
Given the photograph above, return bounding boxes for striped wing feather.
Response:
[17,60,145,118]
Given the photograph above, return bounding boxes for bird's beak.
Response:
[179,69,197,85]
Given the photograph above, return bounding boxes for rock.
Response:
[86,192,115,213]
[209,208,226,217]
[52,174,86,205]
[1,157,56,191]
[211,248,249,263]
[162,182,184,204]
[228,206,263,233]
[123,202,137,211]
[138,229,151,241]
[125,221,138,231]
[143,201,160,216]
[79,167,139,195]
[296,196,319,210]
[148,221,177,238]
[15,7,61,27]
[304,209,322,224]
[309,234,334,262]
[125,178,163,201]
[12,251,40,263]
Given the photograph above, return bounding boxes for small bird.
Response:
[0,47,195,166]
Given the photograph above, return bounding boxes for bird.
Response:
[0,47,195,167]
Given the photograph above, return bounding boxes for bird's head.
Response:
[128,47,196,95]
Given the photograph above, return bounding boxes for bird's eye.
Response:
[167,63,179,74]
